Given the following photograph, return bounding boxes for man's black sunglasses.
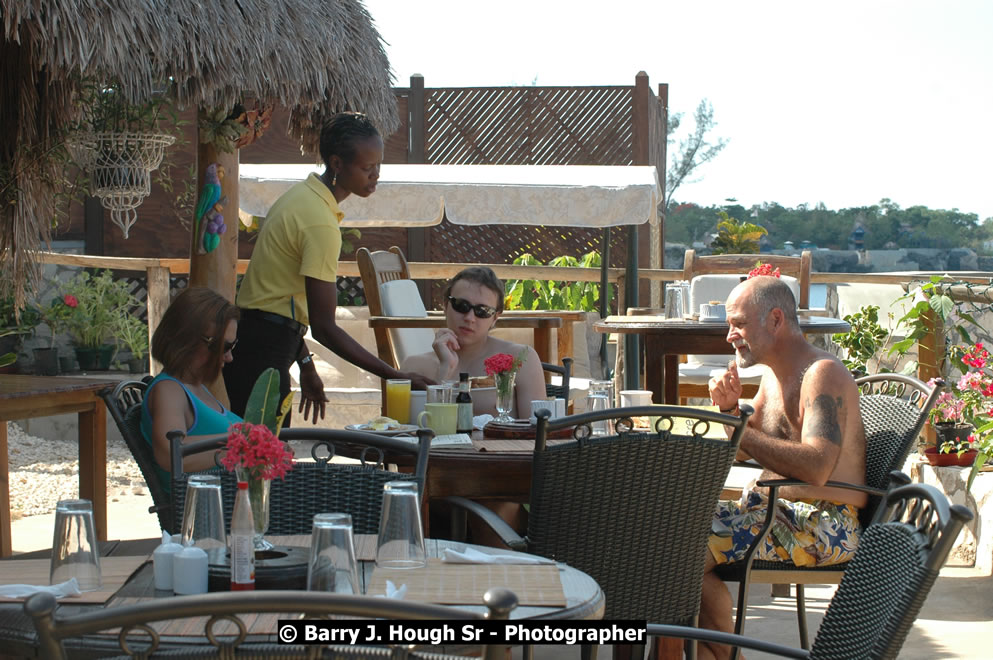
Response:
[447,296,497,319]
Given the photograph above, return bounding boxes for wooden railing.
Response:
[34,252,992,384]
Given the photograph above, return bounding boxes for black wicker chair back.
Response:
[541,356,573,401]
[530,404,752,624]
[647,481,972,660]
[98,379,173,531]
[170,428,433,536]
[856,372,943,527]
[25,587,517,660]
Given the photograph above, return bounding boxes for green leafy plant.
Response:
[711,210,767,254]
[0,297,41,367]
[59,270,141,349]
[243,367,293,434]
[832,305,890,376]
[505,251,608,312]
[116,314,149,360]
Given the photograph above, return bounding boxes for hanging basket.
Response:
[67,131,177,238]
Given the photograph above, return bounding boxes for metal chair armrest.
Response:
[443,496,527,551]
[647,624,810,659]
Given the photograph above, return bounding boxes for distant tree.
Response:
[711,210,767,254]
[665,99,728,214]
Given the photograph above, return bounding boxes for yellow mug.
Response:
[417,403,458,436]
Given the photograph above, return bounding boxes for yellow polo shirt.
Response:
[237,173,343,326]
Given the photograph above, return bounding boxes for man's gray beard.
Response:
[735,349,757,369]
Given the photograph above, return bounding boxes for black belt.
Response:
[240,308,307,337]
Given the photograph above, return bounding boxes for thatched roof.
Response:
[0,0,398,309]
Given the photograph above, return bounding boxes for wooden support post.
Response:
[407,74,431,307]
[189,135,239,303]
[190,119,240,405]
[146,265,170,376]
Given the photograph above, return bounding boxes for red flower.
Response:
[221,422,294,481]
[747,262,781,279]
[483,351,527,376]
[63,294,78,308]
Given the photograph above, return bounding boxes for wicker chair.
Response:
[542,356,572,401]
[170,427,433,536]
[25,587,517,659]
[447,404,752,660]
[715,372,944,651]
[650,481,972,659]
[98,378,174,531]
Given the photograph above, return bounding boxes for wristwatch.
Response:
[298,353,314,367]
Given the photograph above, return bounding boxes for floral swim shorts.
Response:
[708,488,861,567]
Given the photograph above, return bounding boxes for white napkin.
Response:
[374,579,407,599]
[0,578,82,599]
[442,547,555,565]
[473,414,494,430]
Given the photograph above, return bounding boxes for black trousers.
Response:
[224,315,304,426]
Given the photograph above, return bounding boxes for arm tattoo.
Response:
[806,394,843,446]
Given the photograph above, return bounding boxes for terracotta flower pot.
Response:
[924,447,979,468]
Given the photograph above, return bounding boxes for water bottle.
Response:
[230,481,255,591]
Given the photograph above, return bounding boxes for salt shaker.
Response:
[173,542,209,595]
[152,530,183,591]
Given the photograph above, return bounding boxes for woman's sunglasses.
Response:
[202,336,239,353]
[447,296,497,319]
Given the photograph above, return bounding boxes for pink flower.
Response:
[63,294,78,308]
[222,422,294,481]
[484,353,515,376]
[747,262,781,279]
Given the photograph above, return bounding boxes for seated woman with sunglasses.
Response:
[140,288,244,491]
[401,266,545,418]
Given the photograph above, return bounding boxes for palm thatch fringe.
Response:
[1,0,398,309]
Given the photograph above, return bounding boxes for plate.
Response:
[344,423,419,436]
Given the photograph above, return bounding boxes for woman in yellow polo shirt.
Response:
[225,113,432,423]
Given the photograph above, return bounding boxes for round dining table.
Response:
[0,535,604,657]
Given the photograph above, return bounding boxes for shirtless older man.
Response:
[698,276,865,660]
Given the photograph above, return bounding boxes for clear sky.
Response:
[363,0,992,221]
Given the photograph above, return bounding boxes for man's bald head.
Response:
[729,276,799,330]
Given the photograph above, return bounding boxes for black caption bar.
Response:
[277,620,647,645]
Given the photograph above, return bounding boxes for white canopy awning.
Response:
[239,164,660,228]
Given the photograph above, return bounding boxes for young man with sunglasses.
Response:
[401,267,546,418]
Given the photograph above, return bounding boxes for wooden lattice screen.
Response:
[424,86,635,165]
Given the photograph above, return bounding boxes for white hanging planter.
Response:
[67,131,176,238]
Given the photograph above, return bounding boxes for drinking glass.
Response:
[180,475,227,564]
[426,384,452,404]
[587,391,611,436]
[664,285,683,319]
[50,499,102,591]
[375,481,426,569]
[385,379,411,424]
[307,513,361,594]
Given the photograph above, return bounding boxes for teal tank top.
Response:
[140,373,242,493]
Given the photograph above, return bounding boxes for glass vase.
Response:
[237,468,272,551]
[494,371,517,423]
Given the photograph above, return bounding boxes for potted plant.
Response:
[59,270,141,371]
[924,343,993,479]
[0,297,42,371]
[117,314,149,374]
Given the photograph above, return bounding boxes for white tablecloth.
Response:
[239,164,660,228]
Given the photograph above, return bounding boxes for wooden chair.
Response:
[25,588,517,659]
[447,404,753,660]
[651,481,972,660]
[356,245,416,369]
[169,427,433,536]
[715,373,944,652]
[677,249,812,402]
[98,378,174,531]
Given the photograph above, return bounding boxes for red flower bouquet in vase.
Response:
[221,422,293,550]
[484,351,526,423]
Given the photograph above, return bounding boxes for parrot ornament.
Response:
[202,196,227,253]
[194,163,225,255]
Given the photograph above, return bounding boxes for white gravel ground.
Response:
[6,421,147,518]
